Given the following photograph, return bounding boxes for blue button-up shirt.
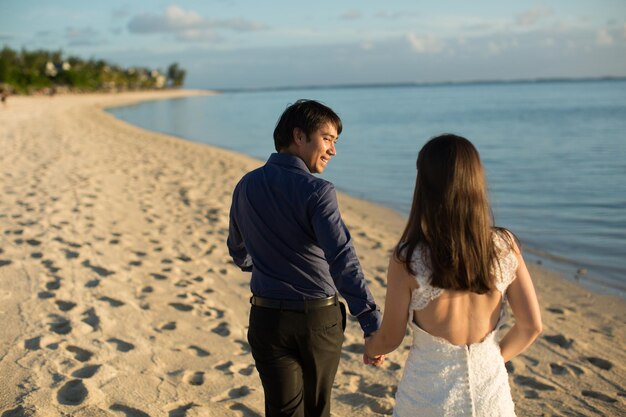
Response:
[227,153,382,336]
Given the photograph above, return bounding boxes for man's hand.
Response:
[362,352,385,366]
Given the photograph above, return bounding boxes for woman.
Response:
[364,134,542,416]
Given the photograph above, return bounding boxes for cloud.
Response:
[65,27,104,46]
[112,6,131,19]
[375,10,418,20]
[0,33,14,41]
[516,6,553,27]
[487,39,519,55]
[406,33,445,53]
[127,5,267,42]
[340,10,362,20]
[596,29,613,45]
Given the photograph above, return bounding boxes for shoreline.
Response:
[106,92,626,301]
[0,91,623,415]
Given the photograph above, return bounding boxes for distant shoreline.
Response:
[214,75,626,93]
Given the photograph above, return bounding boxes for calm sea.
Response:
[108,80,626,297]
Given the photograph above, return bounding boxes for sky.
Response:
[1,0,626,89]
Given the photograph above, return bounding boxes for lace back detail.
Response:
[408,232,518,312]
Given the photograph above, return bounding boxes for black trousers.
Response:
[247,301,346,417]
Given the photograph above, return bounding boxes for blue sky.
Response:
[1,1,625,89]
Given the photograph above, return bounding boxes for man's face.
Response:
[295,122,338,174]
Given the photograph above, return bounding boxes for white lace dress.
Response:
[393,234,518,417]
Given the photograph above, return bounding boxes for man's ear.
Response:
[293,127,305,145]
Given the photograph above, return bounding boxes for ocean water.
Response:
[108,80,626,297]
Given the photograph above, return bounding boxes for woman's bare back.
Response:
[413,289,503,346]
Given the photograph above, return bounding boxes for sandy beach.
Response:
[0,91,624,416]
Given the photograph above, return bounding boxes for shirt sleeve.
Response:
[227,184,253,272]
[310,183,382,336]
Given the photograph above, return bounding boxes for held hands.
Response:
[363,335,385,366]
[362,352,385,366]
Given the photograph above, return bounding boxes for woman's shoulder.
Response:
[397,242,430,279]
[491,228,519,292]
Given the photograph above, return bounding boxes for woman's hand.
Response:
[362,351,385,366]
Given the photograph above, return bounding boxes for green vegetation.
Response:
[0,46,186,94]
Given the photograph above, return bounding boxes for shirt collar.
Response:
[267,152,311,173]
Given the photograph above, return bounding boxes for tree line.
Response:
[0,46,186,94]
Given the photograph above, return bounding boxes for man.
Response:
[227,99,382,417]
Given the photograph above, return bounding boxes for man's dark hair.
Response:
[273,99,343,151]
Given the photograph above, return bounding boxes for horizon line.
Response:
[211,75,626,93]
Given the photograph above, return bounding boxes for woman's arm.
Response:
[499,240,543,362]
[364,255,414,357]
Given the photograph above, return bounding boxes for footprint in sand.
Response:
[235,339,252,355]
[41,259,61,274]
[167,403,197,417]
[46,277,62,291]
[544,334,574,349]
[72,364,101,379]
[109,404,150,417]
[49,315,72,335]
[177,254,192,263]
[359,381,395,399]
[203,307,225,320]
[238,364,255,376]
[160,322,177,331]
[188,345,210,357]
[82,308,100,331]
[513,375,556,392]
[520,355,539,367]
[140,286,154,294]
[107,338,135,352]
[584,357,613,370]
[211,322,231,337]
[229,403,262,417]
[212,386,252,402]
[336,392,393,415]
[151,273,168,281]
[374,276,386,288]
[66,346,94,362]
[385,361,402,372]
[98,296,125,307]
[81,260,114,277]
[215,361,235,375]
[23,335,44,351]
[175,279,193,288]
[57,379,88,405]
[169,302,193,312]
[56,300,77,312]
[582,390,617,403]
[184,371,205,386]
[0,260,12,267]
[38,291,55,299]
[343,343,365,354]
[567,364,585,376]
[549,363,568,375]
[523,390,540,399]
[85,279,100,288]
[64,249,80,259]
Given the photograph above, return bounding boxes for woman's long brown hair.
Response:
[395,134,513,294]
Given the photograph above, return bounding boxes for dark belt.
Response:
[250,294,337,311]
